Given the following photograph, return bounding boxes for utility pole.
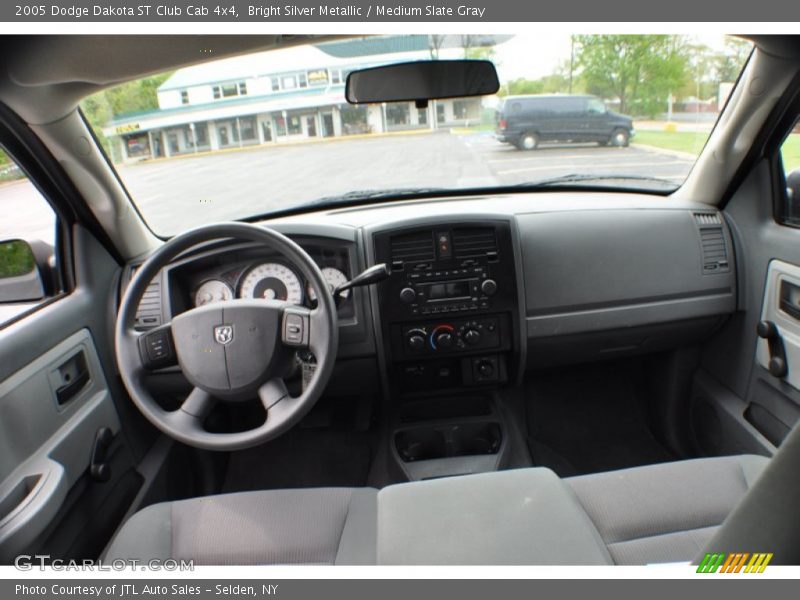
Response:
[569,35,575,94]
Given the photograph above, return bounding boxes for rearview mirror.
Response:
[345,60,499,105]
[0,239,45,303]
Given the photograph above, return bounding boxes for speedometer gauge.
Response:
[239,262,303,305]
[194,280,233,307]
[307,267,349,302]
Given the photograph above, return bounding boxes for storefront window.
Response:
[240,117,257,141]
[194,123,208,145]
[386,104,410,126]
[167,132,179,154]
[453,100,481,120]
[340,105,368,135]
[287,115,302,135]
[418,108,428,125]
[275,116,287,137]
[124,134,150,158]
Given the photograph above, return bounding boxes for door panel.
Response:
[0,226,146,563]
[749,259,800,443]
[0,329,119,562]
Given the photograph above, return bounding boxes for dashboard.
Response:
[128,192,737,399]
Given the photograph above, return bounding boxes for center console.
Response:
[371,219,523,480]
[373,220,520,394]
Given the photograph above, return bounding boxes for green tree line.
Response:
[499,36,751,118]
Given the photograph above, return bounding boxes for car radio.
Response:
[399,266,498,316]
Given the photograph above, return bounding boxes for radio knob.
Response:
[477,360,495,378]
[435,332,454,349]
[407,333,426,351]
[464,329,481,345]
[481,279,498,296]
[400,287,416,304]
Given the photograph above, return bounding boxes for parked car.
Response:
[495,94,635,150]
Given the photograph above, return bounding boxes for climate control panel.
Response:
[398,316,504,357]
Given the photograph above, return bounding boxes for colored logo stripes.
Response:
[697,552,773,573]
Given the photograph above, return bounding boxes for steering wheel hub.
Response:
[171,300,288,401]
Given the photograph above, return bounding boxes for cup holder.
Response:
[451,422,502,456]
[395,422,502,462]
[395,429,447,462]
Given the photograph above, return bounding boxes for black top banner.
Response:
[1,0,796,22]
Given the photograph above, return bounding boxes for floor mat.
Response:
[222,395,375,493]
[526,361,675,477]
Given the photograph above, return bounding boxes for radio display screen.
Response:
[425,280,472,301]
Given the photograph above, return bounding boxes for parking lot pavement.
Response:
[1,131,696,241]
[460,132,695,185]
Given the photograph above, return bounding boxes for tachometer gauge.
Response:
[239,262,303,305]
[194,280,233,307]
[307,267,349,302]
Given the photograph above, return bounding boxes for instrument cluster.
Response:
[193,261,349,308]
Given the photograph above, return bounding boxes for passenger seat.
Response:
[106,455,768,565]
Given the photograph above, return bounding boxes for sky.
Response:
[492,33,737,82]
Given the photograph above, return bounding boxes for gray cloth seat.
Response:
[105,454,768,565]
[104,487,377,565]
[565,455,768,565]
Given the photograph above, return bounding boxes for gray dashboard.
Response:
[131,192,737,370]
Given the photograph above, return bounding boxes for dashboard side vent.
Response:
[390,231,436,267]
[698,226,730,275]
[453,227,498,260]
[133,273,163,331]
[694,212,722,226]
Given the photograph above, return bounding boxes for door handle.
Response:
[53,351,90,406]
[757,320,788,378]
[55,367,89,406]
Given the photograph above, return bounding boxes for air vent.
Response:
[453,227,498,260]
[694,212,722,226]
[134,274,163,331]
[699,227,730,274]
[390,231,435,267]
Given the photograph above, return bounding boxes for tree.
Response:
[459,35,497,64]
[715,37,752,83]
[574,35,690,117]
[428,34,446,59]
[80,72,173,153]
[500,72,575,97]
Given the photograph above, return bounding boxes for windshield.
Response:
[81,34,752,235]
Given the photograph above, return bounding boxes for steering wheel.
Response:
[114,222,338,451]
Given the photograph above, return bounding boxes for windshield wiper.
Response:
[512,173,680,190]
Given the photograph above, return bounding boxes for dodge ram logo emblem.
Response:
[214,325,234,345]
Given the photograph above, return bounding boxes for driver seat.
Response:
[104,455,768,565]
